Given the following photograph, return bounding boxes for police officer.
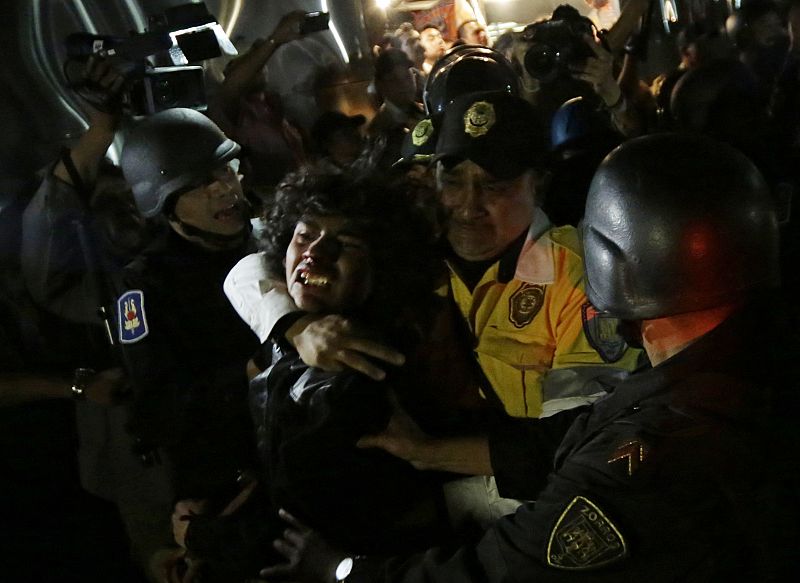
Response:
[226,91,641,536]
[22,99,259,574]
[257,132,799,583]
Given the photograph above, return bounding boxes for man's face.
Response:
[752,11,788,48]
[377,64,417,106]
[173,163,246,236]
[437,160,536,261]
[285,215,373,313]
[326,128,364,167]
[461,21,489,46]
[420,27,446,62]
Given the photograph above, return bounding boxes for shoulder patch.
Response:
[547,495,628,570]
[118,290,149,344]
[581,303,627,363]
[509,283,546,328]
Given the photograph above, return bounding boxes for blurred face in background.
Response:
[420,27,446,63]
[459,21,490,47]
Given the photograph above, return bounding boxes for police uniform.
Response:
[449,209,640,419]
[117,228,258,499]
[343,306,799,582]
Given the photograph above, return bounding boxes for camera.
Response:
[64,2,236,115]
[519,5,597,84]
[300,12,330,35]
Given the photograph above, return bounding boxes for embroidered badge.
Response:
[117,290,149,344]
[581,302,627,363]
[547,496,627,570]
[509,283,545,328]
[608,439,647,477]
[463,100,496,138]
[411,119,434,146]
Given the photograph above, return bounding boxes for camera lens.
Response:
[524,44,557,81]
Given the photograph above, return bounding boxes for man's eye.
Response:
[485,181,511,193]
[296,232,313,243]
[340,238,367,251]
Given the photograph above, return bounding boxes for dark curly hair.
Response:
[261,166,444,333]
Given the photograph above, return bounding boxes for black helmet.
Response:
[423,44,519,122]
[120,108,240,218]
[582,133,779,320]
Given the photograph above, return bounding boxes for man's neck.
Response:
[641,302,743,366]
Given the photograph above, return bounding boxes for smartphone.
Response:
[300,11,330,35]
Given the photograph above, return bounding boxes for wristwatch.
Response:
[70,367,95,400]
[334,556,359,582]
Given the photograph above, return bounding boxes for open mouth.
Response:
[299,270,331,288]
[213,204,240,221]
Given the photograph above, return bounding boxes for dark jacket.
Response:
[348,304,800,582]
[186,347,452,581]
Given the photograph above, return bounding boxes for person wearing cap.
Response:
[224,91,641,537]
[367,48,426,171]
[257,132,800,583]
[21,75,260,572]
[310,111,367,169]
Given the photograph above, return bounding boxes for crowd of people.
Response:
[3,1,800,582]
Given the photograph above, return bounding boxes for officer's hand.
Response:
[270,10,305,45]
[259,509,346,583]
[86,367,128,406]
[571,34,622,108]
[357,402,434,469]
[287,314,405,381]
[171,498,208,549]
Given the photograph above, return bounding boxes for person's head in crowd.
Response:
[434,91,547,261]
[120,108,247,250]
[394,22,426,69]
[310,111,366,168]
[670,58,765,154]
[582,133,779,350]
[423,45,520,124]
[727,0,789,83]
[374,48,418,108]
[677,22,730,69]
[493,31,517,64]
[419,24,447,72]
[545,96,622,226]
[261,167,441,330]
[373,33,399,57]
[457,19,490,47]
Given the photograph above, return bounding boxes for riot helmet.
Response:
[120,108,240,218]
[582,133,779,320]
[423,45,519,122]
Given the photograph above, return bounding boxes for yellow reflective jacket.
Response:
[449,212,642,419]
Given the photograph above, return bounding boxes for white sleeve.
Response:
[223,252,299,343]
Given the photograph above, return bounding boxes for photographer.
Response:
[21,57,260,577]
[517,3,646,137]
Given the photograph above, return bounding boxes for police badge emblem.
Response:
[463,101,496,138]
[547,496,627,570]
[509,283,545,328]
[117,290,149,344]
[411,119,434,146]
[581,302,627,363]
